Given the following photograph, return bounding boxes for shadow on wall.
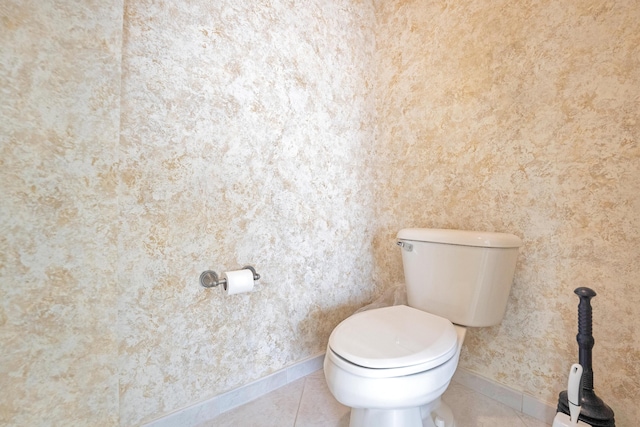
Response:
[371,227,405,289]
[297,303,362,351]
[299,284,409,352]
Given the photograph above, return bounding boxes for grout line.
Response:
[291,375,307,427]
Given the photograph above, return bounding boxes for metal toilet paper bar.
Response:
[199,265,260,289]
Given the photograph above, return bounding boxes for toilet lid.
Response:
[328,305,458,370]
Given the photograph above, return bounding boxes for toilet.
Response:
[324,228,522,427]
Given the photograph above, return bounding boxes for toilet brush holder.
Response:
[553,412,592,427]
[552,364,591,427]
[556,287,615,427]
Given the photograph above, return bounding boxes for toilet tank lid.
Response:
[397,228,522,248]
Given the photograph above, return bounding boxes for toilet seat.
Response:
[328,305,458,376]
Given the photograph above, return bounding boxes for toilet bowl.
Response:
[323,228,522,427]
[324,305,466,427]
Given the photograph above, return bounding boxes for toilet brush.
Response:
[552,364,591,427]
[556,287,615,427]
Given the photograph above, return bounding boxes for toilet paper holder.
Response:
[199,265,260,289]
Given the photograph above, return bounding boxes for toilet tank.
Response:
[397,228,522,327]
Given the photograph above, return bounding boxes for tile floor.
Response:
[198,370,551,427]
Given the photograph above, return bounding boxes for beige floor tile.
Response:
[519,412,553,427]
[443,382,529,427]
[294,371,350,427]
[198,378,305,427]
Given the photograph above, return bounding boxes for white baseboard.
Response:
[142,352,325,427]
[452,367,557,425]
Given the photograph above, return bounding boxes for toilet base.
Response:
[421,398,455,427]
[348,398,455,427]
[350,407,422,427]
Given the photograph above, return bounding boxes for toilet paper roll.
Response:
[223,269,255,295]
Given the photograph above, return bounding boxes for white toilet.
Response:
[324,228,522,427]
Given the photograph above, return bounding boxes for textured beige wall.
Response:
[2,0,379,426]
[118,0,378,424]
[2,0,639,426]
[0,0,123,425]
[372,1,640,426]
[0,1,375,426]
